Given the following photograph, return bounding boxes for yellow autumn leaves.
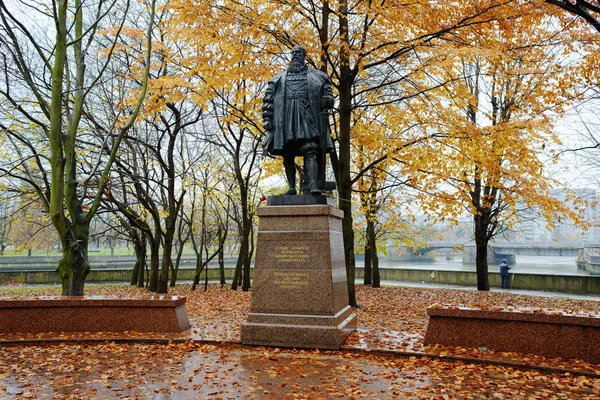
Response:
[106,0,599,250]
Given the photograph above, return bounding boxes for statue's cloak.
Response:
[264,67,334,156]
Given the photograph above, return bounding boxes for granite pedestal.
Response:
[241,200,356,349]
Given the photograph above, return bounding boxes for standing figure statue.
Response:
[262,45,334,195]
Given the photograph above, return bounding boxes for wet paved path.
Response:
[1,342,600,399]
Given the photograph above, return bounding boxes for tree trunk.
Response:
[148,233,160,292]
[56,229,90,296]
[219,247,226,287]
[130,232,145,286]
[191,217,205,290]
[370,235,380,288]
[363,243,372,285]
[337,0,357,307]
[137,234,146,288]
[242,219,252,291]
[131,258,140,287]
[191,251,204,291]
[170,242,185,287]
[367,220,380,288]
[474,215,490,291]
[232,239,246,291]
[218,227,227,287]
[131,259,141,286]
[157,222,175,293]
[204,248,209,291]
[232,192,252,291]
[338,76,358,302]
[157,255,170,293]
[238,189,252,291]
[231,251,241,290]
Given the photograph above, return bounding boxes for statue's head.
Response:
[289,45,306,72]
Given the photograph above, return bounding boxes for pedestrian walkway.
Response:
[375,279,600,301]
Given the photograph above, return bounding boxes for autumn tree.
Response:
[0,192,17,254]
[0,190,59,255]
[0,0,156,295]
[208,92,264,292]
[98,193,148,287]
[181,136,231,290]
[353,116,412,288]
[399,4,592,290]
[167,0,529,305]
[85,4,208,293]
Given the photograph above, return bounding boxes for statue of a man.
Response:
[262,45,334,195]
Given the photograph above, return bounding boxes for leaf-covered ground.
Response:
[1,283,600,398]
[2,342,600,399]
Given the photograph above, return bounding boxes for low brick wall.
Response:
[0,296,190,334]
[424,304,600,362]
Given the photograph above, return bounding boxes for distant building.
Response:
[409,188,599,245]
[512,188,598,244]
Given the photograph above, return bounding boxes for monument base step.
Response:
[241,306,357,349]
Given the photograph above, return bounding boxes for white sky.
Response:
[551,96,600,190]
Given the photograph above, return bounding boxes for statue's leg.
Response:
[316,148,324,190]
[301,142,320,195]
[283,154,297,195]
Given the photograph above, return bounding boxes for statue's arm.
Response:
[262,81,275,132]
[321,78,334,110]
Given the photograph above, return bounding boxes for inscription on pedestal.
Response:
[273,271,310,290]
[274,245,310,263]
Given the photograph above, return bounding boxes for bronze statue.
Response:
[262,46,334,195]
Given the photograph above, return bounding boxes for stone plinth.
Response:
[424,304,600,362]
[266,194,336,206]
[0,296,190,334]
[241,203,356,349]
